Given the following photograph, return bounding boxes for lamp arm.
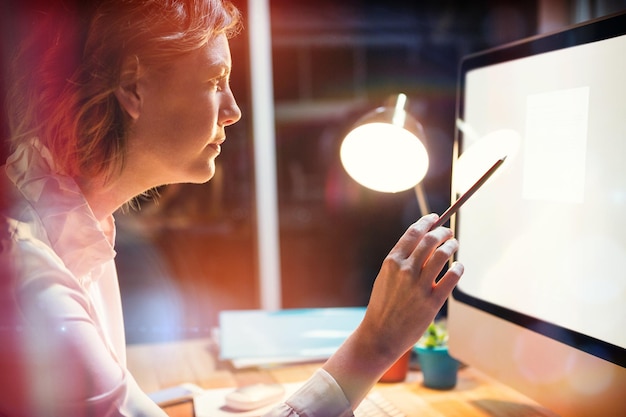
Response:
[414,182,431,216]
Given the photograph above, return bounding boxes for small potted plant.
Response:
[413,321,460,389]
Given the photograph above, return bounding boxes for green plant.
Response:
[418,321,448,348]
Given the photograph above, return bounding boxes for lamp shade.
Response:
[340,94,429,193]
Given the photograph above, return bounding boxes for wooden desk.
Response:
[127,338,559,417]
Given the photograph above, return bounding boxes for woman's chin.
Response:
[193,164,217,184]
[167,159,217,185]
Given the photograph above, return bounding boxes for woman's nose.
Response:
[221,91,242,127]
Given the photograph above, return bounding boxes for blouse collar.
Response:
[5,138,116,280]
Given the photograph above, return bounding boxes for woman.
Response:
[0,1,463,416]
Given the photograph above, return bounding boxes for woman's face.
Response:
[126,34,241,187]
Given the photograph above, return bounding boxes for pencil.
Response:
[432,156,506,229]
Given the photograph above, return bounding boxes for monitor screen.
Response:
[448,11,626,417]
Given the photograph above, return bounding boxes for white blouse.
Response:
[0,139,352,417]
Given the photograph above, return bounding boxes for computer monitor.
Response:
[448,11,626,417]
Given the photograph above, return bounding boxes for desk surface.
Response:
[127,338,559,417]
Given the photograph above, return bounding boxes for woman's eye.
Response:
[209,76,228,91]
[209,79,220,90]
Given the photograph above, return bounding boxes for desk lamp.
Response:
[340,93,431,214]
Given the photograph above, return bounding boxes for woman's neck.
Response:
[76,172,151,223]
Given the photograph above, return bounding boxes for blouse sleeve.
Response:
[262,369,354,417]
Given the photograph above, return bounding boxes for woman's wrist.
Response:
[322,321,406,408]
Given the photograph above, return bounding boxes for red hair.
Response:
[7,0,241,181]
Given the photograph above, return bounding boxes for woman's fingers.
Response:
[419,236,459,287]
[431,262,464,305]
[386,214,460,296]
[409,226,454,275]
[388,214,439,260]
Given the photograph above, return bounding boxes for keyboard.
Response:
[354,391,406,417]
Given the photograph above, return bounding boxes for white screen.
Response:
[457,34,626,350]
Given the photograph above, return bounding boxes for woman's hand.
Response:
[323,213,464,407]
[363,213,463,357]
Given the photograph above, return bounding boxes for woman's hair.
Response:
[6,0,241,181]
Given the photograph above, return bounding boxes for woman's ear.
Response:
[114,56,142,120]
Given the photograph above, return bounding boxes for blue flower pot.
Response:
[414,345,460,390]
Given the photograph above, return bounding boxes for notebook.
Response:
[219,307,366,368]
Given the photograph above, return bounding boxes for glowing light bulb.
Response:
[340,122,429,193]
